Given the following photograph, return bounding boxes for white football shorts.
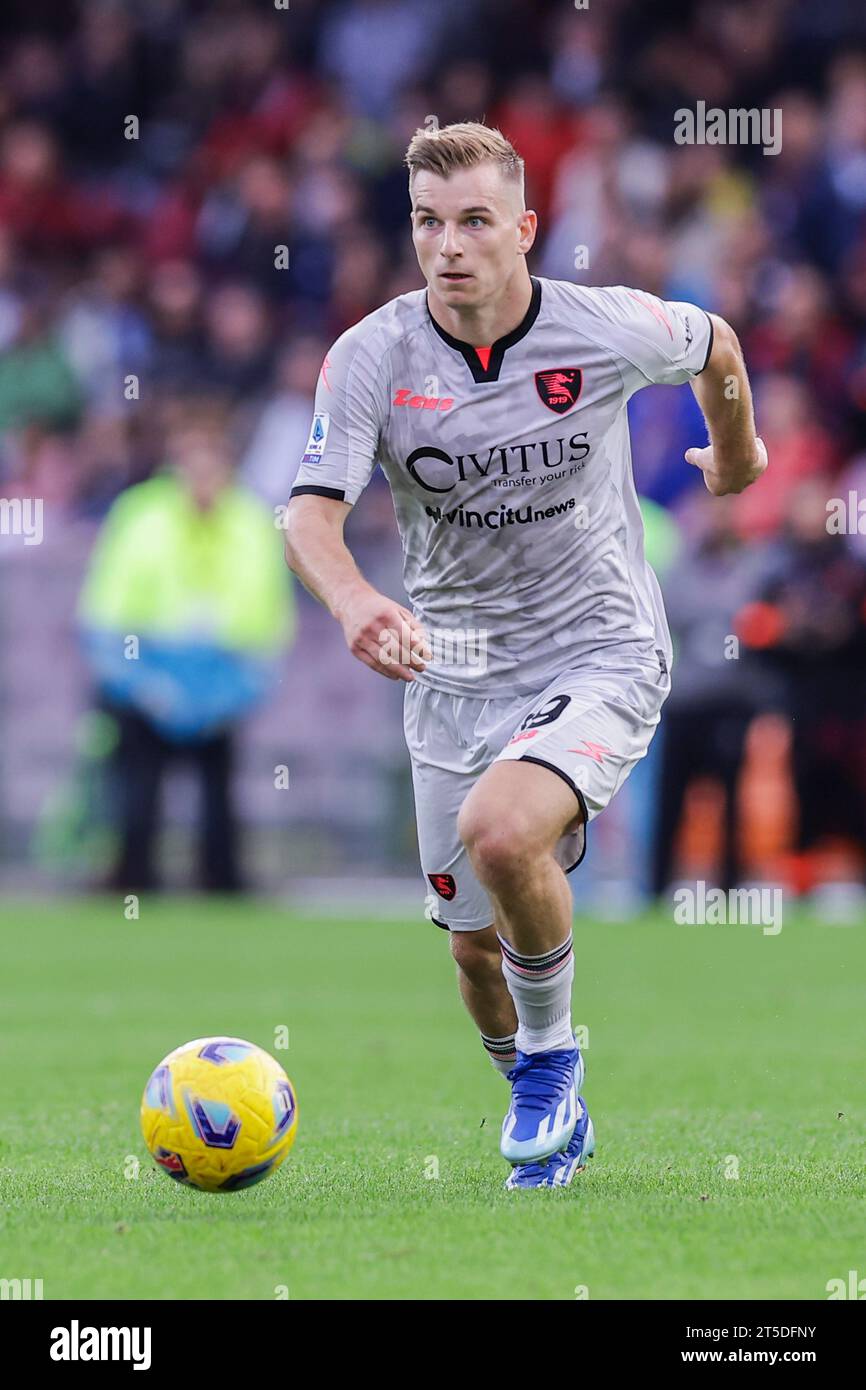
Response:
[403,656,671,931]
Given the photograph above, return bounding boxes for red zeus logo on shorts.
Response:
[394,388,455,411]
[568,740,611,765]
[428,872,457,900]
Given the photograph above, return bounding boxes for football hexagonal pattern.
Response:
[140,1036,298,1192]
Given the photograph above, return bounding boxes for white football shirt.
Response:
[290,276,712,697]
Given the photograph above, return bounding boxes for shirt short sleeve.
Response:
[582,285,714,397]
[289,321,386,505]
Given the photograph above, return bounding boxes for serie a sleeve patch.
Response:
[301,412,330,464]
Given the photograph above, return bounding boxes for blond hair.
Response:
[405,121,524,193]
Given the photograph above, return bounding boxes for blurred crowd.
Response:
[2,0,866,892]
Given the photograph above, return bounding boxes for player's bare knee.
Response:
[459,796,533,858]
[450,927,500,980]
[463,822,539,893]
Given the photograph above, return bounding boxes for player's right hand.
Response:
[337,588,432,681]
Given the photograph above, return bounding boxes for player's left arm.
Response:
[685,314,767,497]
[587,286,767,498]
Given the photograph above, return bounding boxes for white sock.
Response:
[480,1030,517,1078]
[498,930,575,1054]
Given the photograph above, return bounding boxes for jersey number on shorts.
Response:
[519,694,571,732]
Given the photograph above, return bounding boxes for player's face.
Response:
[410,163,536,311]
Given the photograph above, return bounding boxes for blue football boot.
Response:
[504,1092,595,1190]
[500,1041,584,1165]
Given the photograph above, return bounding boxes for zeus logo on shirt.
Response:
[393,388,454,411]
[301,412,330,465]
[405,434,591,493]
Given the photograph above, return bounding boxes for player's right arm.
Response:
[282,325,429,682]
[284,495,428,681]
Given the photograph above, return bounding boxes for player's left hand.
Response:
[684,436,768,496]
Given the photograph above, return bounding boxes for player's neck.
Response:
[427,266,534,348]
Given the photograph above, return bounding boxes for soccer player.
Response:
[283,123,766,1189]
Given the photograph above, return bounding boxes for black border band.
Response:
[518,754,589,873]
[289,484,347,501]
[697,309,714,374]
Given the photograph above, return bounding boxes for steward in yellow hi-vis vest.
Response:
[76,403,295,891]
[78,471,294,739]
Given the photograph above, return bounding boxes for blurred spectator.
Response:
[241,335,328,508]
[0,120,126,254]
[0,288,81,434]
[736,477,866,866]
[653,494,776,894]
[731,372,838,539]
[745,265,856,429]
[76,400,295,891]
[57,248,150,410]
[317,0,460,120]
[201,281,273,398]
[145,259,207,394]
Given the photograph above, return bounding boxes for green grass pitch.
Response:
[1,897,863,1300]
